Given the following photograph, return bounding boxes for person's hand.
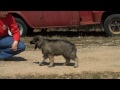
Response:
[11,41,18,51]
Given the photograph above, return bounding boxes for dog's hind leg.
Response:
[39,55,48,66]
[63,59,70,66]
[73,56,78,68]
[63,56,70,66]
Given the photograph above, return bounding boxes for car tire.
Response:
[104,14,120,36]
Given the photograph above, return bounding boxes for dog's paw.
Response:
[63,63,67,66]
[39,62,44,66]
[74,65,78,68]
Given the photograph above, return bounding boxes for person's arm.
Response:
[6,14,20,51]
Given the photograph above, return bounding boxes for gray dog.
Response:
[30,35,78,68]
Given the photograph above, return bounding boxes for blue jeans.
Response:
[0,36,26,59]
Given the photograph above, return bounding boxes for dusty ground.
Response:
[1,29,120,79]
[1,45,120,78]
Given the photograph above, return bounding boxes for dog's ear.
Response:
[34,35,39,42]
[34,41,42,49]
[38,35,45,41]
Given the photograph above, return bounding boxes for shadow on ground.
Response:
[33,61,74,67]
[4,57,27,61]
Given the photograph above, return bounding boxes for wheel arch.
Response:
[101,11,120,25]
[10,13,33,29]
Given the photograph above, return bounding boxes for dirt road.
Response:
[1,46,120,78]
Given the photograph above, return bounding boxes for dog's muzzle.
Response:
[30,41,35,44]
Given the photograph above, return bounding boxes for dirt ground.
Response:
[1,45,120,78]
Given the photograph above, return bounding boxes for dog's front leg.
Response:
[48,55,54,67]
[39,55,48,66]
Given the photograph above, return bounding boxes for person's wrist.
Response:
[13,41,18,45]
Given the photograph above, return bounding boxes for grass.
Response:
[21,24,120,49]
[1,71,120,79]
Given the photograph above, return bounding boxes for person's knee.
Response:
[21,44,26,51]
[18,42,26,52]
[21,43,26,51]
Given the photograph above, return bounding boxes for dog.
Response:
[30,35,78,68]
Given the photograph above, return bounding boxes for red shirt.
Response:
[0,14,20,41]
